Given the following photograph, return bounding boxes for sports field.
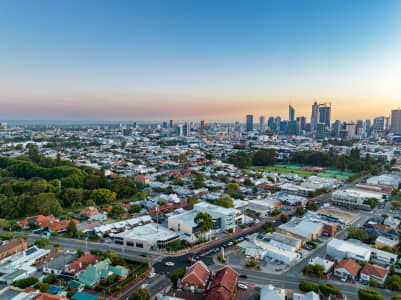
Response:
[251,164,355,180]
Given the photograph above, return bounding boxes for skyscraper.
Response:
[246,115,253,132]
[289,105,295,121]
[267,117,275,130]
[200,120,207,129]
[311,101,319,131]
[391,109,401,135]
[169,120,174,129]
[319,103,331,128]
[183,122,190,136]
[259,116,265,131]
[365,119,371,136]
[373,116,385,132]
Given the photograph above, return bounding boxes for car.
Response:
[227,241,233,246]
[238,283,248,290]
[141,283,149,289]
[165,261,175,267]
[239,274,248,279]
[148,272,156,278]
[214,247,220,252]
[188,257,196,263]
[140,253,147,257]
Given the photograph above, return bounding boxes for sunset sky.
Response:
[1,0,401,121]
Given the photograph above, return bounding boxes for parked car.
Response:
[238,283,248,290]
[239,274,248,278]
[148,272,156,278]
[188,257,196,263]
[141,283,149,288]
[228,241,233,246]
[165,261,175,266]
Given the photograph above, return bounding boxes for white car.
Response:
[165,261,175,267]
[141,283,149,289]
[238,283,248,290]
[148,272,156,278]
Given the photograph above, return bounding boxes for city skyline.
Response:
[1,1,401,121]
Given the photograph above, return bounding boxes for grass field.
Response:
[251,164,355,180]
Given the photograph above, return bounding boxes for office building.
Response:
[246,114,254,132]
[311,101,319,131]
[183,122,190,136]
[289,105,295,121]
[267,117,275,130]
[319,103,331,128]
[373,117,385,133]
[344,122,356,139]
[200,120,207,129]
[259,116,265,131]
[365,119,371,136]
[391,109,401,135]
[175,124,183,136]
[332,120,341,137]
[286,120,297,135]
[194,202,244,232]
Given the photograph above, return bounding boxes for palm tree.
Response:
[194,212,213,242]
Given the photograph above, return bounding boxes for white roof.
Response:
[114,222,178,242]
[327,238,371,259]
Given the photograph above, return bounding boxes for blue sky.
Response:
[0,0,400,121]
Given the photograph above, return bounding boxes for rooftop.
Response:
[114,222,178,241]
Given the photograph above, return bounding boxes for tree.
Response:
[30,193,63,216]
[188,196,198,206]
[130,288,151,300]
[280,214,288,223]
[358,288,384,300]
[66,220,78,237]
[35,238,50,248]
[387,275,401,291]
[170,267,185,286]
[262,221,274,233]
[319,283,341,296]
[347,227,366,241]
[296,206,305,217]
[194,212,213,242]
[364,198,379,210]
[216,196,233,208]
[191,173,205,189]
[90,188,116,205]
[252,149,276,166]
[110,204,124,216]
[12,277,39,289]
[306,200,319,211]
[299,281,319,293]
[129,204,142,214]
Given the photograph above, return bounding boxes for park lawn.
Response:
[251,164,356,180]
[250,165,314,178]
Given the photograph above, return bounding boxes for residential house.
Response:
[334,259,361,280]
[78,258,128,288]
[0,239,27,260]
[180,261,210,292]
[293,291,320,300]
[360,264,388,285]
[206,266,238,300]
[63,252,99,276]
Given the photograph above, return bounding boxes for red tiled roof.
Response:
[181,261,210,288]
[335,259,361,277]
[34,293,68,300]
[361,264,388,279]
[65,252,99,275]
[206,266,238,300]
[81,207,99,217]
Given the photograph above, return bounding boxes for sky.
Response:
[0,0,401,122]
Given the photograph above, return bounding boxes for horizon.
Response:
[1,1,401,121]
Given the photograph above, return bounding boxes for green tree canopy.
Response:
[90,188,116,205]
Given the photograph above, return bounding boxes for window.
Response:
[136,243,143,248]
